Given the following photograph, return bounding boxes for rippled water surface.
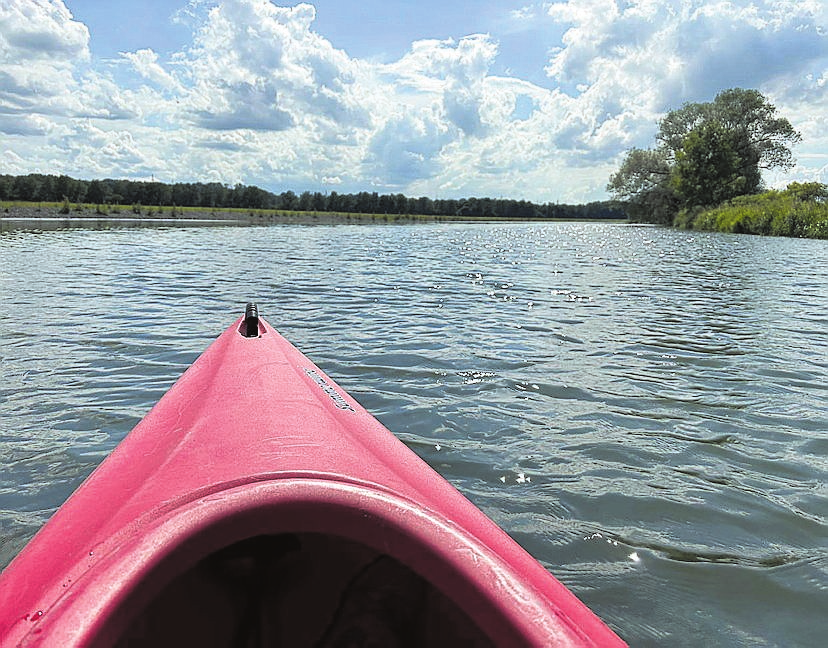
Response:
[1,222,826,646]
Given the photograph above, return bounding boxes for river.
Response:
[1,222,826,646]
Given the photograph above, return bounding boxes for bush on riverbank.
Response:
[679,182,828,239]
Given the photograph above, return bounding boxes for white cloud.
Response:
[0,0,90,119]
[0,113,56,137]
[0,0,89,60]
[362,33,506,187]
[545,0,828,132]
[0,148,27,175]
[120,49,181,92]
[365,105,452,186]
[0,0,138,131]
[195,131,258,152]
[58,121,155,177]
[175,0,371,133]
[443,36,499,136]
[510,5,537,22]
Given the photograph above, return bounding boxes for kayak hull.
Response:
[0,314,625,647]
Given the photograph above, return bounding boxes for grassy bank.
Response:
[678,182,828,239]
[1,201,628,225]
[0,201,437,223]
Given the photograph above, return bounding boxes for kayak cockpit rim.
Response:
[24,478,585,647]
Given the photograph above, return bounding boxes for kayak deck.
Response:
[0,309,625,647]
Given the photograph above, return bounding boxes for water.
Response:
[1,222,826,646]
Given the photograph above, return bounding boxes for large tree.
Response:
[671,121,761,208]
[607,148,679,224]
[609,88,801,223]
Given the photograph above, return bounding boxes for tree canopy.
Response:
[608,88,801,223]
[0,173,626,221]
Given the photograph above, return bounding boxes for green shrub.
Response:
[686,182,828,238]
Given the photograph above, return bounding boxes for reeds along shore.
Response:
[676,186,828,239]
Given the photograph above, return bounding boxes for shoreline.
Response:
[1,204,628,231]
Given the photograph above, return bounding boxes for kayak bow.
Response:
[0,306,625,647]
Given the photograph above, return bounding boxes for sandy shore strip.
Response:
[0,204,429,231]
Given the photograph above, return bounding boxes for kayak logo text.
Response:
[304,368,355,412]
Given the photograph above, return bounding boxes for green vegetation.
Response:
[1,199,628,225]
[679,182,828,239]
[1,173,625,222]
[608,88,807,234]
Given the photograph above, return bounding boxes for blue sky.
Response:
[2,1,828,203]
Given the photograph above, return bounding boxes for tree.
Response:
[55,174,71,201]
[607,148,679,223]
[278,191,297,210]
[377,193,393,213]
[297,191,313,211]
[783,181,828,203]
[0,175,14,200]
[311,192,326,211]
[608,88,801,223]
[672,121,761,208]
[86,179,106,204]
[327,191,342,212]
[12,175,39,201]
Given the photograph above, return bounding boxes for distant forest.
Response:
[0,173,625,220]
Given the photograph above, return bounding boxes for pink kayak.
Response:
[0,306,626,647]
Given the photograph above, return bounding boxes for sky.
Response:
[1,0,828,203]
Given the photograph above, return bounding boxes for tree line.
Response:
[0,173,625,220]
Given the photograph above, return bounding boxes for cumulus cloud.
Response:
[0,0,90,116]
[173,0,370,132]
[545,0,828,157]
[195,131,258,151]
[191,84,295,131]
[0,0,137,128]
[366,106,451,186]
[120,49,181,92]
[58,121,154,176]
[0,113,55,136]
[0,0,89,60]
[443,37,498,136]
[389,35,499,136]
[359,34,514,186]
